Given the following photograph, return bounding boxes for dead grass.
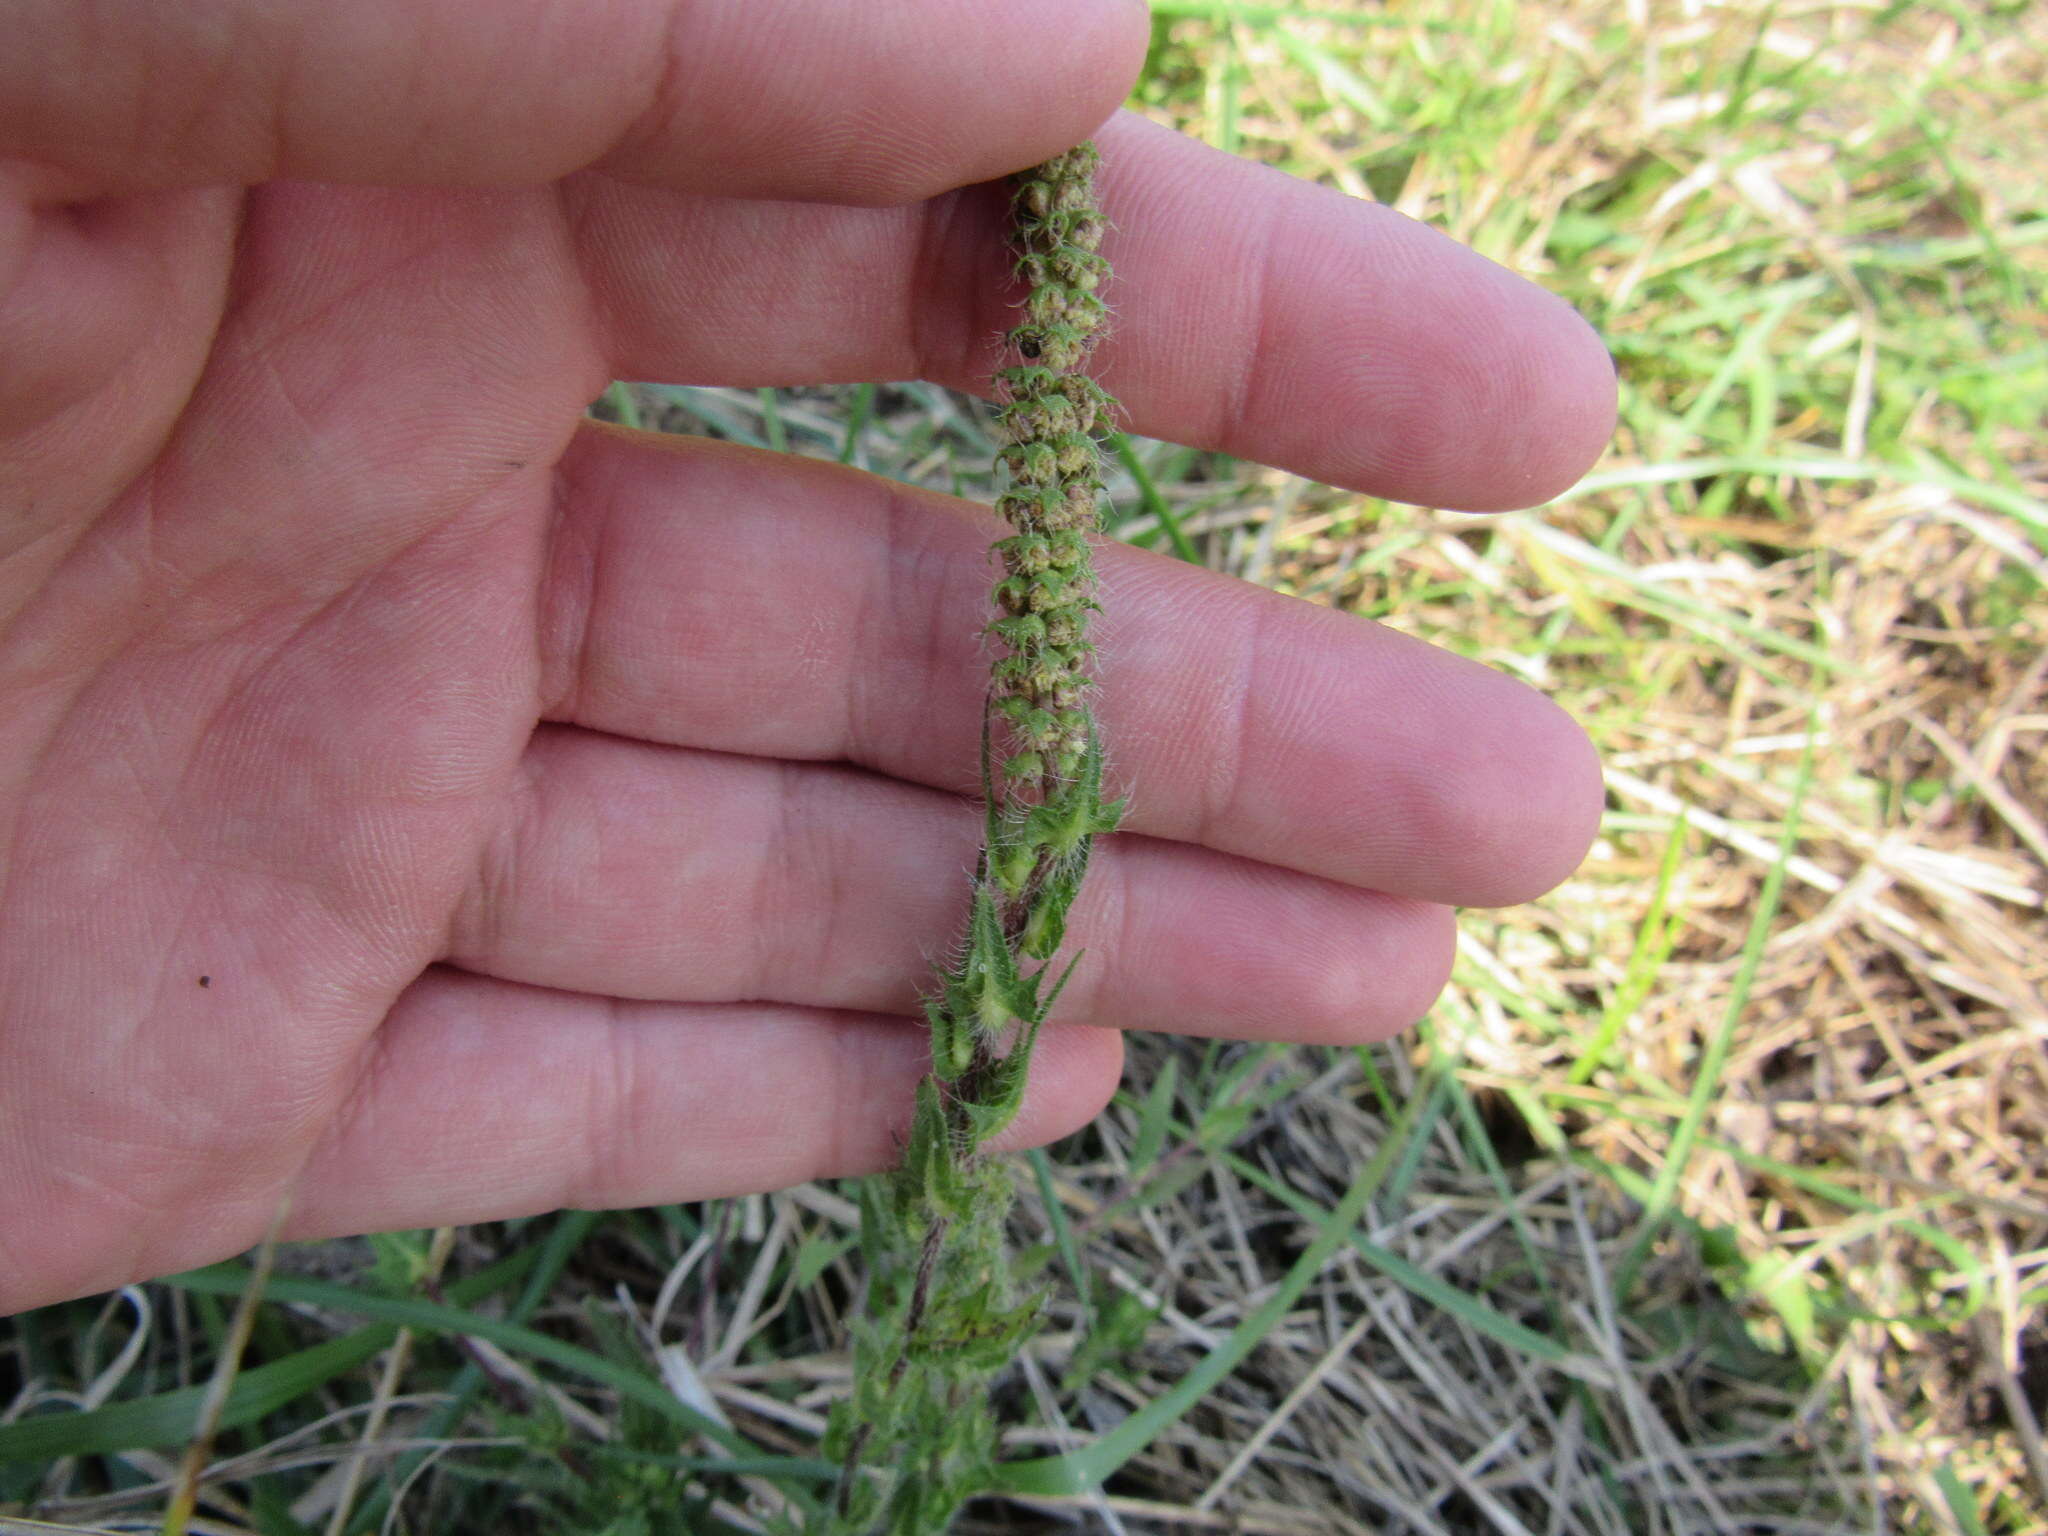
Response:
[1103,2,2048,1528]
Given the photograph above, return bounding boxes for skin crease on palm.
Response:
[0,0,1615,1315]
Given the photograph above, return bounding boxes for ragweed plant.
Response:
[817,142,1122,1534]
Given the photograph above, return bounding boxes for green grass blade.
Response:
[344,1210,601,1535]
[1350,1241,1575,1367]
[1107,433,1201,562]
[1384,1064,1449,1212]
[1906,99,2025,306]
[1672,290,1799,447]
[1029,1146,1092,1314]
[0,1251,538,1464]
[1352,1044,1400,1124]
[1580,1146,1989,1330]
[1933,1460,1992,1536]
[838,382,876,466]
[165,1267,771,1464]
[756,388,788,453]
[601,381,643,431]
[1130,1055,1178,1174]
[1147,1,1455,25]
[1445,1077,1566,1335]
[1569,809,1689,1085]
[640,385,768,448]
[992,1086,1427,1496]
[1218,1146,1574,1368]
[1269,28,1393,127]
[1615,721,1819,1296]
[1509,516,1854,675]
[1563,453,2048,543]
[0,1327,392,1465]
[1211,24,1242,157]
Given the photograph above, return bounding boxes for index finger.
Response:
[579,113,1617,511]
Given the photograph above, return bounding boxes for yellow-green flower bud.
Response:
[992,613,1046,646]
[1026,571,1070,612]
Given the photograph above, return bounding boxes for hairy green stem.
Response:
[814,142,1121,1536]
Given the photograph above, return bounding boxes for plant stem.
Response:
[818,141,1122,1536]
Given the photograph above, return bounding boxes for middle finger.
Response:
[451,724,1454,1044]
[540,425,1602,910]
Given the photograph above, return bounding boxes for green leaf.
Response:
[990,840,1035,896]
[344,1209,600,1536]
[364,1228,436,1293]
[964,1012,1043,1146]
[906,1076,958,1210]
[856,1175,892,1272]
[1019,735,1120,864]
[1745,1251,1819,1363]
[1020,849,1089,960]
[1106,432,1201,563]
[1061,1287,1157,1393]
[923,995,972,1080]
[790,1233,854,1294]
[1196,1096,1253,1149]
[990,613,1046,647]
[1130,1057,1178,1173]
[953,884,1026,1037]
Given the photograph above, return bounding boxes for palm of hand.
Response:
[2,119,1612,1312]
[7,179,621,1299]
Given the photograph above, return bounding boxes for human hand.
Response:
[0,0,1614,1313]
